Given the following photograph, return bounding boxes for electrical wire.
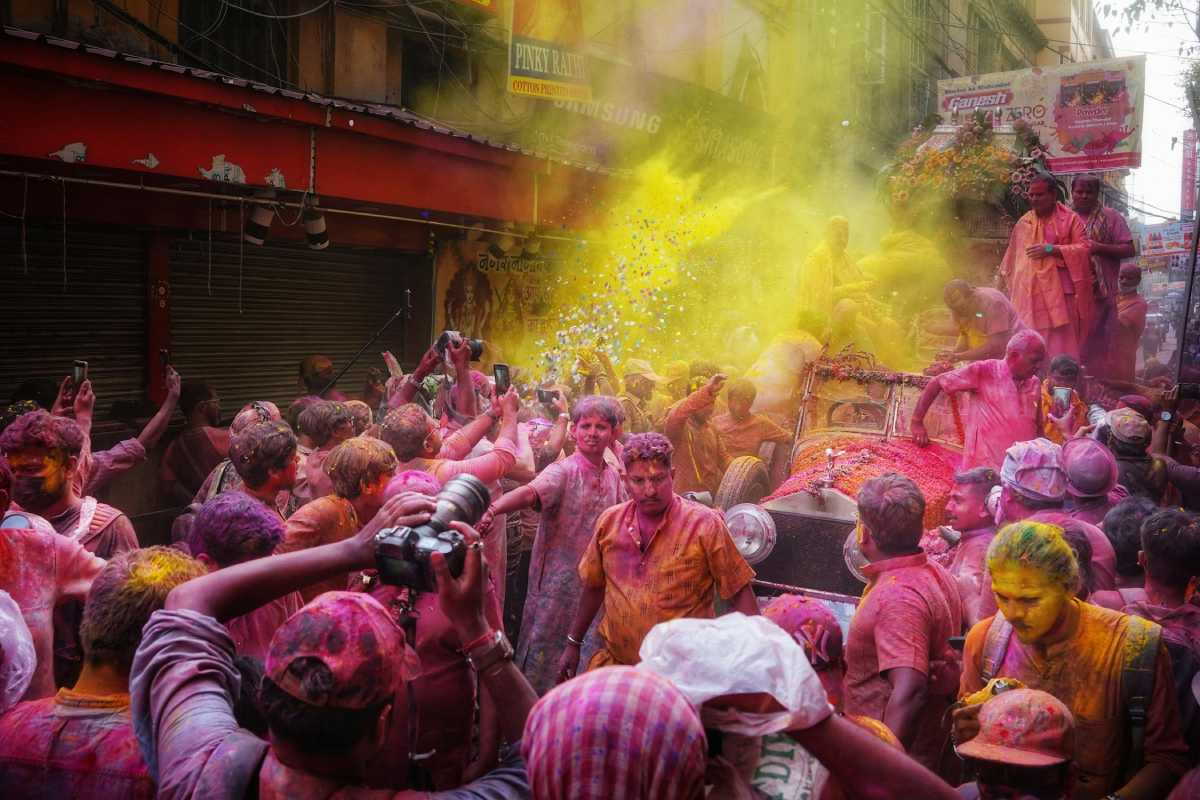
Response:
[225,0,330,19]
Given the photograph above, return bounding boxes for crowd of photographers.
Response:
[0,328,1199,800]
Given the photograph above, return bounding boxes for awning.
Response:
[0,27,606,231]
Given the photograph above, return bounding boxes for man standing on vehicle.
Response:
[911,330,1045,469]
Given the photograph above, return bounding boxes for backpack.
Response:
[979,612,1162,782]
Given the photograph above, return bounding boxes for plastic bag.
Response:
[637,613,832,736]
[0,590,35,713]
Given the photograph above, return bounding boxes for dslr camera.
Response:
[435,330,484,362]
[374,474,490,591]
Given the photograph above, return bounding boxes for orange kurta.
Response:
[579,496,755,667]
[1000,203,1094,359]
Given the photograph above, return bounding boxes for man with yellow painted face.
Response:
[958,522,1189,799]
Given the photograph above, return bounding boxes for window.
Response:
[179,2,292,86]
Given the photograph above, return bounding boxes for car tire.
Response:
[715,456,770,510]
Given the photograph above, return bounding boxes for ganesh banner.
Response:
[508,0,591,101]
[433,239,558,365]
[937,56,1146,173]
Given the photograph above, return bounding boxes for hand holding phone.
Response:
[493,363,511,396]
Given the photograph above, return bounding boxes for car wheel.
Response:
[715,456,770,510]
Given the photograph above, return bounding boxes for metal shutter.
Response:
[169,235,432,415]
[0,221,146,428]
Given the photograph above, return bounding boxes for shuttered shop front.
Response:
[169,236,432,415]
[0,222,146,427]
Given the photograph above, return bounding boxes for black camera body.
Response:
[435,330,484,362]
[374,474,489,591]
[1180,383,1200,401]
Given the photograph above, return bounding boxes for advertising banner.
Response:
[508,0,591,102]
[937,56,1146,173]
[1183,129,1197,221]
[1140,221,1193,258]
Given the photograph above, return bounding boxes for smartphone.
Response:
[536,388,555,405]
[381,351,403,380]
[72,360,88,386]
[493,363,511,396]
[1051,386,1072,414]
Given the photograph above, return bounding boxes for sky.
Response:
[1107,1,1196,224]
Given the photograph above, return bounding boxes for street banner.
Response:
[1183,129,1196,221]
[937,56,1146,172]
[1140,221,1193,258]
[508,0,591,102]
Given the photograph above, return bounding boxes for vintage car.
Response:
[715,352,966,626]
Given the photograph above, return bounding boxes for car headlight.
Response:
[843,528,868,584]
[724,504,777,565]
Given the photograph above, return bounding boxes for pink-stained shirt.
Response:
[226,592,305,662]
[1082,206,1134,298]
[518,452,627,694]
[579,496,756,667]
[999,203,1094,358]
[276,496,359,603]
[162,427,231,497]
[401,435,518,488]
[936,358,1041,470]
[945,526,998,629]
[45,499,139,560]
[1112,291,1148,384]
[129,609,530,800]
[844,551,963,769]
[75,437,148,497]
[0,689,154,799]
[0,526,105,701]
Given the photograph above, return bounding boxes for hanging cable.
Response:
[225,0,330,19]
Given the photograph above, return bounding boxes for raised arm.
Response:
[390,346,442,410]
[166,493,435,620]
[665,374,725,440]
[448,339,479,420]
[138,367,182,451]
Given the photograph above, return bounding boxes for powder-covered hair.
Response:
[1102,496,1158,578]
[954,467,999,493]
[1048,355,1080,378]
[324,437,398,499]
[344,400,374,436]
[229,421,298,489]
[726,378,757,403]
[188,491,285,568]
[287,395,321,432]
[1037,513,1094,597]
[1140,509,1200,590]
[986,521,1080,593]
[380,404,434,461]
[1006,329,1046,356]
[80,546,206,665]
[857,472,926,553]
[622,432,673,470]
[571,395,622,428]
[0,455,10,493]
[230,401,282,436]
[299,401,354,448]
[0,410,85,457]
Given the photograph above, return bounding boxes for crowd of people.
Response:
[0,170,1198,799]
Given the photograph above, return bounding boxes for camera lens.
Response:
[430,474,490,530]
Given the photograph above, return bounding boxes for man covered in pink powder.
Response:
[911,330,1045,470]
[476,396,627,694]
[0,546,204,798]
[0,456,104,701]
[999,175,1094,360]
[941,467,1001,629]
[186,492,304,662]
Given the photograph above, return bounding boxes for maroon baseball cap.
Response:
[266,592,407,710]
[957,688,1075,767]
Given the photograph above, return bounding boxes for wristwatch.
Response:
[1161,410,1174,424]
[1043,244,1054,254]
[465,629,514,674]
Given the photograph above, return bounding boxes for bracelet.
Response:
[467,630,514,674]
[462,629,497,653]
[566,634,584,647]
